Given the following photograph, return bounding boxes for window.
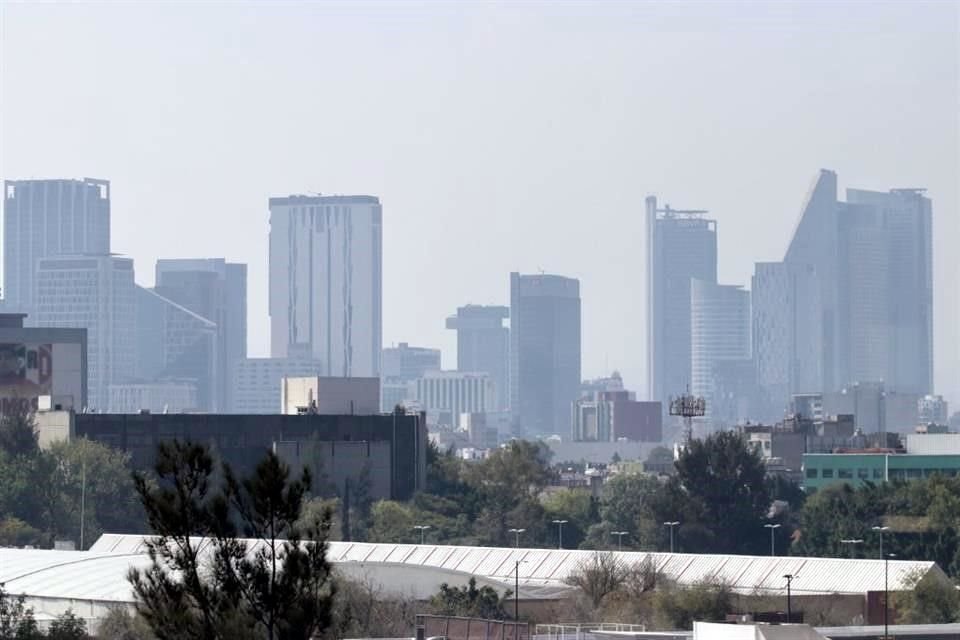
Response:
[858,469,869,479]
[838,469,853,479]
[822,469,834,478]
[907,468,922,479]
[806,468,818,479]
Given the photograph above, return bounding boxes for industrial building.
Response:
[38,408,426,501]
[0,537,946,634]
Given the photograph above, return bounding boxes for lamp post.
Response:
[664,521,680,553]
[508,528,526,549]
[413,524,431,545]
[764,523,781,556]
[885,553,896,640]
[783,574,798,621]
[840,538,864,559]
[611,531,628,552]
[872,525,890,559]
[552,520,568,549]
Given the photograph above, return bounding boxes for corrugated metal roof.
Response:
[0,533,938,606]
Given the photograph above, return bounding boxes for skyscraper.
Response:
[134,285,217,411]
[690,280,751,431]
[268,195,382,377]
[154,258,247,411]
[34,255,135,409]
[646,196,717,407]
[510,272,581,436]
[845,188,932,394]
[781,170,933,397]
[446,305,510,411]
[752,261,821,421]
[3,178,110,314]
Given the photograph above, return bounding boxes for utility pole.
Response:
[783,574,798,621]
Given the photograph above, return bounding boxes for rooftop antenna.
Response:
[669,386,706,445]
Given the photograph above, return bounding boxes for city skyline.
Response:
[2,1,957,404]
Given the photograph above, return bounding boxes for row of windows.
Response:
[806,467,960,481]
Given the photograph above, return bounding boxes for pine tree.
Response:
[129,440,335,640]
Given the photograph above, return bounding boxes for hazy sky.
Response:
[2,1,958,404]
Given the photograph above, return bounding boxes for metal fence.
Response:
[534,622,646,640]
[416,614,530,640]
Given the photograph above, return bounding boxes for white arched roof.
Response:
[0,533,945,620]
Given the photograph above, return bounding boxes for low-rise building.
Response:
[572,391,661,442]
[803,452,960,491]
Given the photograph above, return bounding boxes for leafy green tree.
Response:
[47,610,89,640]
[0,582,42,640]
[0,516,41,547]
[596,473,662,548]
[430,578,511,620]
[652,432,771,554]
[94,607,154,640]
[564,552,628,609]
[543,488,594,549]
[892,570,960,624]
[465,441,553,546]
[651,577,733,630]
[0,405,38,458]
[128,440,336,640]
[369,500,415,543]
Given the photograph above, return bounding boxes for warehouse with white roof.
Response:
[0,534,949,632]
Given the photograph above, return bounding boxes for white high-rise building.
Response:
[268,195,382,377]
[34,255,135,410]
[3,178,111,315]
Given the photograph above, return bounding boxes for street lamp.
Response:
[764,523,782,556]
[840,538,864,559]
[664,521,680,553]
[885,553,896,640]
[611,530,629,552]
[508,528,526,549]
[552,520,568,549]
[783,574,798,621]
[413,524,431,545]
[872,525,890,559]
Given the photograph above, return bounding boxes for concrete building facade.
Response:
[3,178,111,315]
[34,255,134,410]
[281,376,380,415]
[268,195,382,378]
[510,272,581,437]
